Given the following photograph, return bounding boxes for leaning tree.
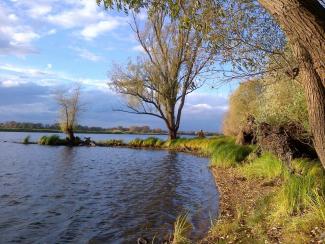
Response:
[110,8,214,139]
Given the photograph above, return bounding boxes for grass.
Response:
[172,214,192,244]
[22,135,31,144]
[128,137,165,147]
[207,152,325,243]
[241,152,283,180]
[38,135,67,145]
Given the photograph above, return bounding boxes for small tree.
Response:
[110,9,214,139]
[56,86,81,142]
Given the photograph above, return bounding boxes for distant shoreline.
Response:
[0,128,214,136]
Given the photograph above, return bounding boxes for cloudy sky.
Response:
[0,0,237,132]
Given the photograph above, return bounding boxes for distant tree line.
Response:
[0,121,201,135]
[0,121,213,135]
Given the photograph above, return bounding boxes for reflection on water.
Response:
[0,133,218,243]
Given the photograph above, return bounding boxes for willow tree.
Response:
[56,86,81,142]
[110,10,214,139]
[98,0,325,167]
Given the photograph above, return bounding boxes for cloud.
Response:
[72,47,104,62]
[132,45,145,53]
[0,62,107,90]
[46,29,57,35]
[80,20,121,40]
[0,3,39,55]
[27,4,52,17]
[45,0,127,40]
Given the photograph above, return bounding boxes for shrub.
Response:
[38,135,66,145]
[22,135,30,144]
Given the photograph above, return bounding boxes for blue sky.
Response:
[0,0,237,132]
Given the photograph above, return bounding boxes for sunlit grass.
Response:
[241,153,283,180]
[172,214,192,244]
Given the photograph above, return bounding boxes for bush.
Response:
[38,135,66,145]
[22,135,30,144]
[223,75,308,136]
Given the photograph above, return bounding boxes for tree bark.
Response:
[258,0,325,168]
[67,129,75,142]
[168,127,178,140]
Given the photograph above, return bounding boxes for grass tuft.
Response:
[172,214,192,244]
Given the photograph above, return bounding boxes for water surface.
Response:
[0,132,218,243]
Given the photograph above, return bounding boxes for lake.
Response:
[0,132,218,243]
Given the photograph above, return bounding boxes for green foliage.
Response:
[242,153,283,180]
[273,159,324,218]
[128,137,164,148]
[38,135,66,145]
[257,77,309,130]
[223,75,309,136]
[210,141,253,168]
[22,135,31,144]
[164,136,252,167]
[223,80,262,136]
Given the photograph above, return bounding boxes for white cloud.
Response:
[0,62,107,89]
[45,0,127,39]
[47,29,57,35]
[28,4,52,17]
[132,45,145,53]
[72,47,104,62]
[81,20,121,40]
[0,3,39,55]
[1,80,21,87]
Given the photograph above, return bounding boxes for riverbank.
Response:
[25,135,325,242]
[99,136,324,243]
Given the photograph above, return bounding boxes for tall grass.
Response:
[165,136,252,167]
[272,159,324,218]
[172,214,192,244]
[241,153,283,180]
[129,137,165,147]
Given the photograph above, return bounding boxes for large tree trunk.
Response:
[258,0,325,168]
[168,128,178,140]
[67,129,75,142]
